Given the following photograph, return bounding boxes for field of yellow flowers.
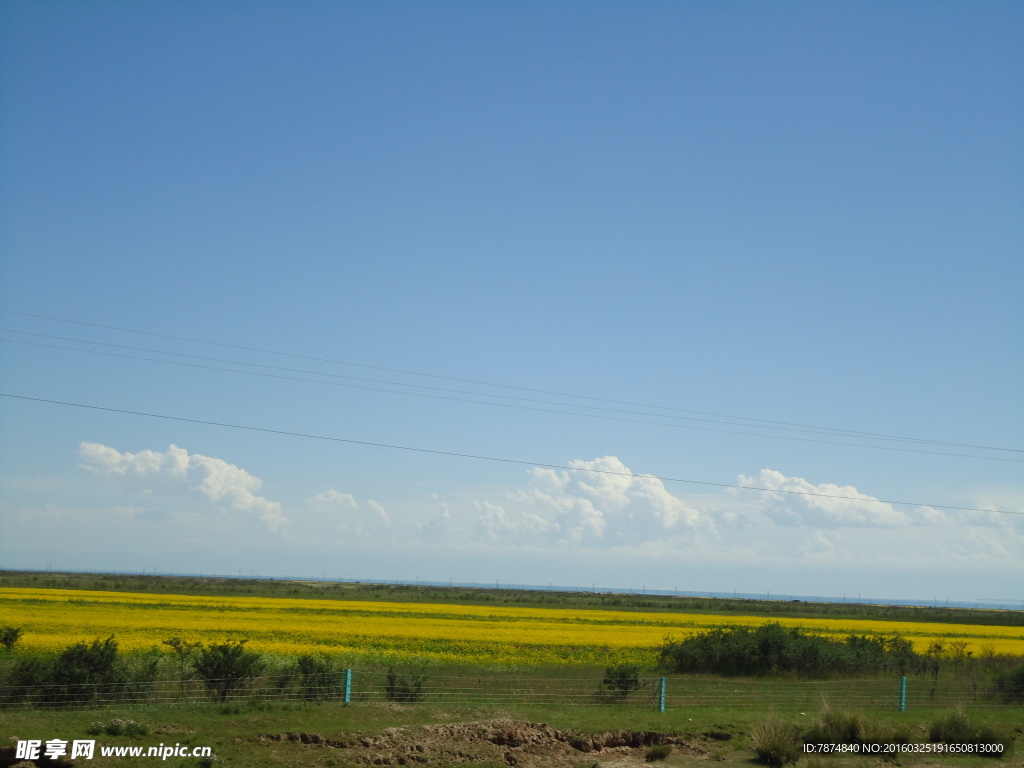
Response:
[1,587,1021,666]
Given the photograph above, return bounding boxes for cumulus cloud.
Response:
[79,442,287,533]
[418,498,454,538]
[475,499,554,541]
[476,456,708,546]
[303,489,391,537]
[736,469,908,528]
[306,489,357,510]
[366,500,390,525]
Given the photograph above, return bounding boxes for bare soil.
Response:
[265,717,711,767]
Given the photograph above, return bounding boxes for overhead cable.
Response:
[2,336,1018,464]
[3,308,1018,454]
[2,392,1020,516]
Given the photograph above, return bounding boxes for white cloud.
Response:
[306,489,357,510]
[366,499,390,525]
[474,499,554,541]
[476,455,708,546]
[417,499,454,538]
[302,489,391,538]
[79,442,287,533]
[60,443,1021,589]
[735,469,908,527]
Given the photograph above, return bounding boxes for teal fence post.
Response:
[899,676,906,712]
[659,677,666,712]
[344,669,352,704]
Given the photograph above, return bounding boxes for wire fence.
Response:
[1,670,1019,711]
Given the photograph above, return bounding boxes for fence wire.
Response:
[1,671,1019,711]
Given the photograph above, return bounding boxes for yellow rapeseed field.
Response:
[1,587,1020,667]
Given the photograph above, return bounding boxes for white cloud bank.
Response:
[40,445,1019,588]
[304,489,392,537]
[475,456,709,545]
[735,468,909,528]
[78,442,288,533]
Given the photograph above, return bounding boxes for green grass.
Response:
[3,697,1021,768]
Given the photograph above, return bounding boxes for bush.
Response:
[384,666,426,703]
[0,637,126,707]
[752,715,802,767]
[804,706,864,745]
[0,637,163,708]
[991,661,1024,704]
[120,649,161,701]
[87,719,149,738]
[661,623,921,677]
[804,705,918,751]
[929,709,1013,758]
[3,656,49,705]
[295,654,343,700]
[193,641,264,702]
[0,626,22,652]
[645,744,672,762]
[601,664,642,701]
[44,636,126,706]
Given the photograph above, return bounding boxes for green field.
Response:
[3,696,1021,768]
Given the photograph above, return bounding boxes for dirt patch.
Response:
[266,717,709,767]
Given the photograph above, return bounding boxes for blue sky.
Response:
[1,1,1021,603]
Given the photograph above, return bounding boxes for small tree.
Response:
[193,641,264,702]
[601,663,642,700]
[0,626,22,652]
[925,641,944,698]
[162,637,201,697]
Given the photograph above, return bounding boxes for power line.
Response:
[2,392,1020,516]
[2,326,1017,453]
[4,308,1017,454]
[3,335,1019,464]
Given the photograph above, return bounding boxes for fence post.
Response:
[344,669,352,704]
[898,676,906,712]
[658,677,666,712]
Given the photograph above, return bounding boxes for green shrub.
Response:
[3,656,49,705]
[88,719,149,738]
[804,705,919,751]
[645,744,672,762]
[193,640,264,702]
[661,623,921,677]
[44,636,126,706]
[384,666,426,703]
[601,664,642,700]
[0,637,129,706]
[928,709,1013,758]
[0,626,22,652]
[120,648,161,701]
[804,706,864,745]
[295,654,343,700]
[752,715,802,767]
[0,638,166,708]
[991,661,1024,704]
[929,708,973,743]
